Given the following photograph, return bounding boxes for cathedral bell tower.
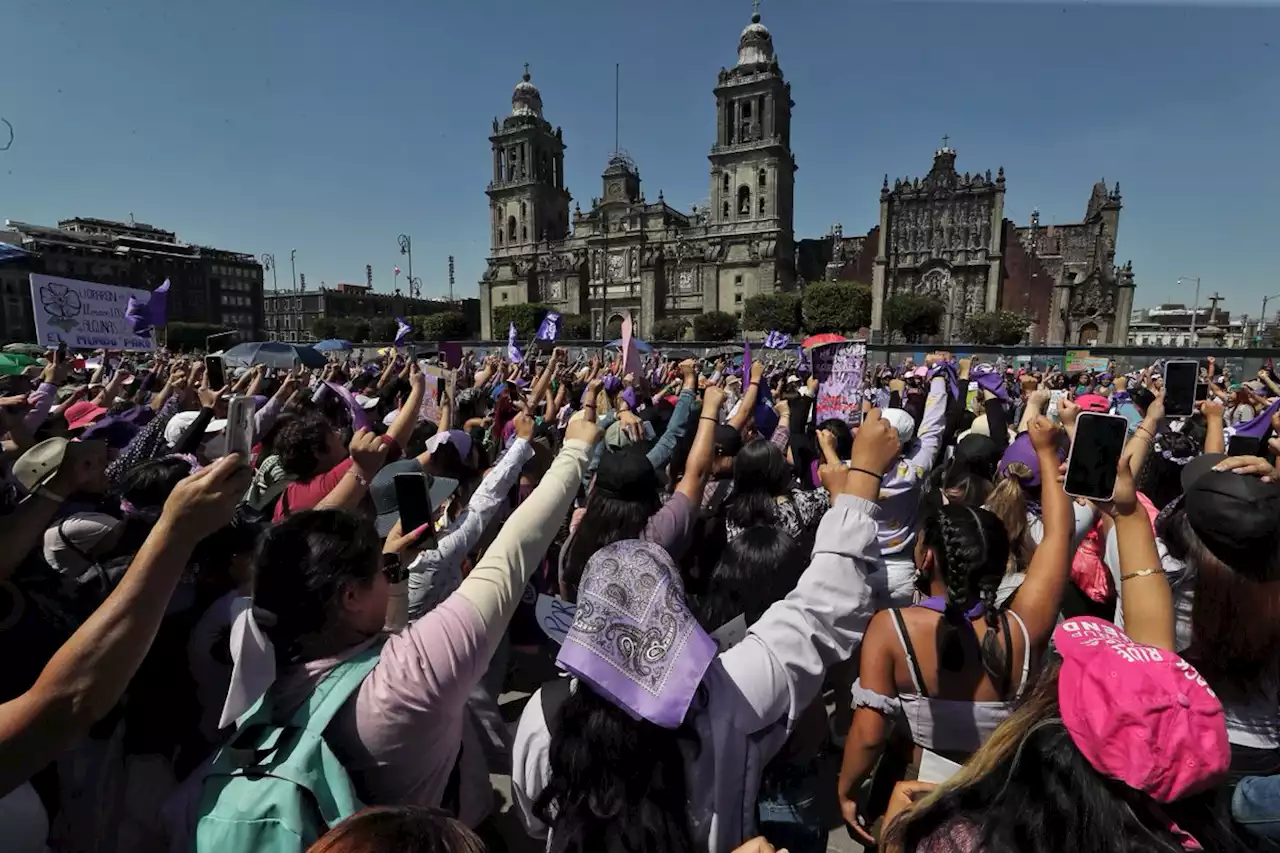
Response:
[708,6,795,235]
[487,66,572,254]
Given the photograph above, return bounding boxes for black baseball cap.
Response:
[1181,453,1280,570]
[371,459,459,537]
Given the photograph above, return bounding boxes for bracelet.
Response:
[1120,568,1160,582]
[584,403,596,409]
[352,470,371,488]
[849,466,883,482]
[1135,425,1155,440]
[700,415,718,423]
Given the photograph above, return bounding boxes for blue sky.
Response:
[3,1,1277,317]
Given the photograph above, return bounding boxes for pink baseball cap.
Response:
[1074,393,1110,413]
[1056,619,1229,804]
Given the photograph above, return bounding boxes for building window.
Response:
[735,274,744,286]
[735,293,743,304]
[521,226,527,242]
[722,173,730,194]
[758,168,767,188]
[758,197,766,214]
[508,216,517,242]
[521,202,527,218]
[738,186,751,216]
[722,202,730,219]
[501,292,509,302]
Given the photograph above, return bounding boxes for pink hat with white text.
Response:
[1055,619,1229,804]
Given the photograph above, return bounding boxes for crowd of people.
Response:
[0,341,1278,853]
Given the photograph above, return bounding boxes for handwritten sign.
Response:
[1065,350,1109,373]
[811,341,867,425]
[29,274,157,351]
[416,363,457,426]
[535,594,576,645]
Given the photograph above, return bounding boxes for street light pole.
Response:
[290,249,299,342]
[398,234,414,298]
[261,253,276,341]
[1180,276,1201,341]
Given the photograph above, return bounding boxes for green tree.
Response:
[419,312,470,341]
[693,310,739,341]
[884,292,944,344]
[651,317,690,341]
[368,316,398,343]
[560,314,593,340]
[166,322,234,352]
[310,317,338,341]
[743,292,802,335]
[962,311,1029,346]
[492,302,550,339]
[802,281,872,334]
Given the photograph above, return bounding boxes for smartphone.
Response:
[1228,434,1261,458]
[1064,412,1129,501]
[56,342,67,364]
[1194,383,1208,402]
[204,355,226,390]
[393,473,440,549]
[225,395,256,458]
[1163,360,1199,418]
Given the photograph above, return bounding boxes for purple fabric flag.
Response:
[1228,397,1280,439]
[970,364,1009,401]
[507,322,523,364]
[763,330,790,349]
[324,380,373,432]
[536,311,562,341]
[927,359,960,400]
[742,339,752,382]
[395,317,413,347]
[125,279,170,336]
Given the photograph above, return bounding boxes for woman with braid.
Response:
[837,418,1074,846]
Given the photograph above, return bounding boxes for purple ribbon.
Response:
[324,381,373,432]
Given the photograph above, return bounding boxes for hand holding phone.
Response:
[204,355,226,390]
[1064,412,1129,501]
[393,473,440,550]
[225,396,256,458]
[1162,360,1198,418]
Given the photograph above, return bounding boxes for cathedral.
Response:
[816,145,1136,346]
[478,8,796,340]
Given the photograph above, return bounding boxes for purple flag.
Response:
[395,317,413,347]
[536,311,562,341]
[763,330,790,349]
[507,322,523,364]
[1228,397,1280,439]
[125,278,170,336]
[324,380,373,432]
[970,364,1009,401]
[742,338,752,381]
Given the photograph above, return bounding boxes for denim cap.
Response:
[556,539,716,729]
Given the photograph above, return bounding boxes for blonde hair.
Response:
[983,462,1034,574]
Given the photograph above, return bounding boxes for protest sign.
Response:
[417,363,456,426]
[29,274,157,351]
[811,340,867,424]
[1065,349,1109,372]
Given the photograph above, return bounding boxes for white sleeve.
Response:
[511,688,553,840]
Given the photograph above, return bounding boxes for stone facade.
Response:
[478,11,796,340]
[864,147,1136,345]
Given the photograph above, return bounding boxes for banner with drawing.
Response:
[812,340,867,424]
[29,274,157,351]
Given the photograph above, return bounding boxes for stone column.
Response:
[1048,282,1072,345]
[870,196,891,342]
[986,188,1005,313]
[479,281,493,340]
[1113,283,1136,345]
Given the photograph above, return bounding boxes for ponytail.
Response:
[984,463,1033,573]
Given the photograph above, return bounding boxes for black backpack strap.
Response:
[540,676,573,736]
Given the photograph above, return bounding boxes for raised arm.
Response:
[1200,397,1226,454]
[675,386,725,503]
[386,362,426,450]
[729,361,765,431]
[1102,455,1175,651]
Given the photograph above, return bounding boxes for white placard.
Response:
[29,274,157,351]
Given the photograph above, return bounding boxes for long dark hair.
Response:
[724,439,791,530]
[693,525,804,632]
[918,504,1010,678]
[534,685,696,853]
[251,510,381,666]
[885,666,1249,853]
[1160,508,1280,690]
[563,489,660,601]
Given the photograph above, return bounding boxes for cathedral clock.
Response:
[608,181,622,197]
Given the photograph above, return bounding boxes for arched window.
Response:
[508,216,517,242]
[521,225,528,242]
[738,185,751,216]
[722,201,730,219]
[758,168,767,188]
[758,197,766,214]
[722,173,731,194]
[521,202,527,218]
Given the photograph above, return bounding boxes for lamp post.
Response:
[1259,292,1280,345]
[1179,276,1201,342]
[398,234,414,297]
[290,249,299,342]
[406,276,422,299]
[261,253,276,341]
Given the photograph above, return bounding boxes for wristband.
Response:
[1120,568,1160,582]
[849,466,883,482]
[700,416,718,423]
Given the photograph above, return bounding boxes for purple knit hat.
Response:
[997,431,1065,488]
[556,540,716,729]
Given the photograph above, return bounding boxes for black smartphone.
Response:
[1163,360,1199,418]
[1195,382,1209,402]
[1228,434,1261,458]
[56,342,67,364]
[1064,412,1129,501]
[204,355,226,390]
[393,472,439,548]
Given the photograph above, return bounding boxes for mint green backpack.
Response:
[193,642,384,852]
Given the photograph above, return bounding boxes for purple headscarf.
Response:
[556,540,716,729]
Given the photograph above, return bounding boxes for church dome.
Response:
[736,11,774,66]
[511,66,543,118]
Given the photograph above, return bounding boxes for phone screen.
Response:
[1228,434,1261,458]
[1194,382,1209,402]
[204,355,226,390]
[394,473,438,547]
[1064,413,1129,501]
[225,396,256,458]
[1163,361,1199,418]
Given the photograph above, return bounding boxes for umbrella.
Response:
[704,344,744,359]
[607,338,653,353]
[662,348,697,361]
[313,339,353,352]
[0,353,39,376]
[802,333,847,349]
[222,341,327,370]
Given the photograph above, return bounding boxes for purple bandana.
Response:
[556,540,716,729]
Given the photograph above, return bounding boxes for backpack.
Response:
[192,641,384,853]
